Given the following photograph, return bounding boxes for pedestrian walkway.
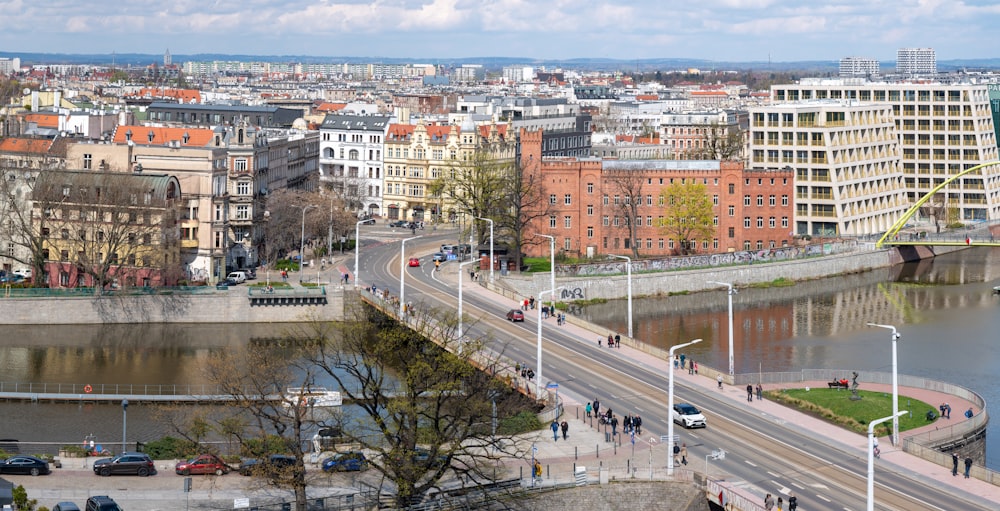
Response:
[433,259,1000,505]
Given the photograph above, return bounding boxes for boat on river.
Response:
[284,387,343,407]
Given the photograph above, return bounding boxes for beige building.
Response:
[749,101,908,236]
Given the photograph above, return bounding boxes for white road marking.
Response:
[815,493,831,502]
[767,472,781,478]
[744,460,758,467]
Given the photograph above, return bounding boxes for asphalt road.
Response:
[358,227,992,511]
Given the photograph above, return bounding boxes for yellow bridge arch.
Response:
[876,161,1000,248]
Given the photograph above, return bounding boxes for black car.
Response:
[92,452,156,477]
[85,496,122,511]
[239,454,297,477]
[389,220,409,228]
[0,455,51,476]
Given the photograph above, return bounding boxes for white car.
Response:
[13,269,31,278]
[672,403,707,428]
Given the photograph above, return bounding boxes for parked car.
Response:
[175,453,230,476]
[0,274,24,283]
[321,451,367,472]
[52,502,81,511]
[92,452,156,476]
[672,403,707,429]
[226,271,248,284]
[412,447,448,468]
[239,268,257,280]
[239,454,296,477]
[12,268,31,279]
[0,455,51,476]
[84,496,122,511]
[408,257,420,267]
[389,220,409,228]
[506,309,525,322]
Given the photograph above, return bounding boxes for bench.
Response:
[828,380,849,389]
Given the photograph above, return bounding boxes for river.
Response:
[2,248,999,467]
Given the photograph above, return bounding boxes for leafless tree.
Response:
[260,187,350,264]
[497,155,553,270]
[433,144,514,246]
[689,122,744,161]
[603,164,646,259]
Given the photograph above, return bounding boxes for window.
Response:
[757,195,764,207]
[564,238,571,251]
[587,226,593,238]
[603,195,609,205]
[744,195,751,206]
[744,217,751,228]
[781,217,789,228]
[614,195,620,205]
[602,215,609,226]
[549,194,557,205]
[769,217,776,228]
[713,216,718,226]
[728,205,735,217]
[782,195,789,206]
[769,195,776,206]
[564,194,572,205]
[236,182,251,195]
[587,205,594,216]
[587,182,594,194]
[564,216,572,228]
[234,158,248,172]
[728,183,735,194]
[757,217,764,228]
[236,205,249,220]
[549,216,557,228]
[647,195,653,206]
[713,194,719,205]
[83,154,92,170]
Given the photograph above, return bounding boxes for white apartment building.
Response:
[839,57,880,78]
[319,114,392,217]
[771,80,1000,223]
[896,48,936,75]
[749,101,908,237]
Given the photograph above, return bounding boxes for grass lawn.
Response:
[766,387,939,437]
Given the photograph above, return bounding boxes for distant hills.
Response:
[3,52,1000,73]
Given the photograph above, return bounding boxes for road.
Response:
[355,226,992,511]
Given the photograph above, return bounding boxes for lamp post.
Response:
[610,254,632,339]
[457,259,476,338]
[536,286,565,397]
[868,323,901,446]
[476,216,494,282]
[708,281,736,376]
[668,338,702,476]
[296,204,317,280]
[867,411,907,511]
[704,448,725,485]
[121,399,129,453]
[353,218,371,288]
[535,234,556,311]
[399,236,420,317]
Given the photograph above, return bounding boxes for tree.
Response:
[497,155,553,270]
[604,164,646,259]
[0,168,48,280]
[259,187,351,265]
[434,145,513,246]
[695,122,745,161]
[658,180,715,255]
[301,302,531,508]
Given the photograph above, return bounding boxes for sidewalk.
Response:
[434,259,1000,504]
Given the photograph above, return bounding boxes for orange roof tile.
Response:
[25,113,60,128]
[0,137,52,154]
[387,124,415,140]
[315,102,347,112]
[478,124,509,139]
[110,125,216,146]
[636,95,659,101]
[130,88,202,103]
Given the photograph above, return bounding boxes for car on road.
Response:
[408,257,420,267]
[321,451,367,472]
[239,454,296,477]
[12,269,31,279]
[432,252,447,262]
[175,453,230,476]
[672,403,707,428]
[0,274,24,283]
[84,496,122,511]
[412,447,448,468]
[506,309,525,322]
[93,452,156,476]
[389,220,409,228]
[0,455,51,476]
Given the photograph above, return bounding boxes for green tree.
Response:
[658,181,715,255]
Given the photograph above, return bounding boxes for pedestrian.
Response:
[522,298,528,311]
[674,355,679,369]
[561,420,569,440]
[788,493,797,511]
[634,414,642,434]
[680,442,688,465]
[694,361,698,374]
[964,456,973,478]
[586,402,592,418]
[529,296,535,309]
[776,496,783,511]
[764,493,775,511]
[939,403,946,418]
[611,415,618,437]
[944,403,951,419]
[689,359,695,375]
[550,420,559,441]
[717,374,723,389]
[756,383,763,401]
[966,407,974,419]
[747,383,754,402]
[672,442,681,466]
[598,336,603,347]
[593,399,601,418]
[607,333,614,347]
[614,333,621,348]
[680,353,686,370]
[952,453,959,476]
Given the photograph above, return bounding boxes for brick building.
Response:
[520,130,794,259]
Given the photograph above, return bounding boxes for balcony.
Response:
[181,239,200,249]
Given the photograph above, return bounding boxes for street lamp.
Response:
[668,338,702,476]
[457,259,477,338]
[476,216,494,282]
[535,234,556,312]
[296,204,317,280]
[867,411,907,511]
[609,254,632,339]
[121,399,129,453]
[536,286,565,397]
[709,281,736,376]
[704,448,725,485]
[353,218,372,288]
[868,323,901,446]
[399,236,420,317]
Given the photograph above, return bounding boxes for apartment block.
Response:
[839,57,880,78]
[771,80,1000,223]
[896,48,936,75]
[749,101,908,236]
[319,114,391,217]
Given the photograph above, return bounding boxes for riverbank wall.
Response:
[0,286,346,324]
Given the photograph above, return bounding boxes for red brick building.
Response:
[520,130,794,259]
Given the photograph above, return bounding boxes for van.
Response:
[226,271,247,284]
[440,244,458,253]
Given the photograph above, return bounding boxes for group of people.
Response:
[746,383,763,402]
[672,442,688,466]
[938,402,975,420]
[550,419,570,441]
[583,398,641,439]
[951,453,975,478]
[600,333,621,348]
[515,362,535,381]
[763,493,798,511]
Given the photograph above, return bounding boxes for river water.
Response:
[2,248,999,467]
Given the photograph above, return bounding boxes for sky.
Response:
[2,0,1000,62]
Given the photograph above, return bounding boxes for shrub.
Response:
[497,411,543,435]
[143,436,198,459]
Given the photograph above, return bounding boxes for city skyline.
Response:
[2,1,999,62]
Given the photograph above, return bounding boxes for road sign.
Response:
[661,434,679,443]
[546,382,559,389]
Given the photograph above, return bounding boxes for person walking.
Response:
[764,493,775,511]
[717,374,723,389]
[614,333,621,348]
[560,420,569,440]
[747,384,754,402]
[680,353,686,370]
[756,383,763,401]
[634,414,642,434]
[776,496,783,511]
[585,402,592,419]
[787,493,797,511]
[610,415,619,437]
[964,456,973,478]
[672,443,681,466]
[593,399,601,419]
[550,420,560,441]
[688,359,695,375]
[952,453,959,476]
[680,443,688,465]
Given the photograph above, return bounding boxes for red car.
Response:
[175,454,230,476]
[506,309,525,322]
[408,257,420,267]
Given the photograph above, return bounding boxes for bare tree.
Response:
[497,156,553,270]
[603,164,646,259]
[434,143,515,246]
[691,122,744,161]
[260,188,338,265]
[0,168,47,279]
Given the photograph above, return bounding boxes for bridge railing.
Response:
[0,381,257,396]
